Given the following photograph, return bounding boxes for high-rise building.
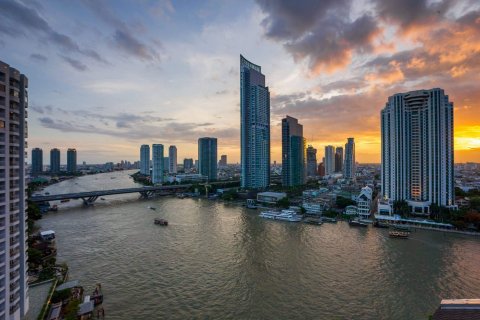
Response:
[306,145,317,177]
[318,161,325,177]
[140,144,150,175]
[66,148,77,173]
[344,138,355,180]
[240,55,270,189]
[198,137,217,181]
[335,147,343,173]
[50,148,60,174]
[183,158,193,171]
[31,148,43,175]
[381,88,454,212]
[219,155,227,167]
[169,146,177,174]
[0,60,29,319]
[324,146,335,175]
[152,144,164,184]
[282,116,305,186]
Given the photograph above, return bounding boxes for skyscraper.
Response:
[318,161,325,177]
[169,145,177,174]
[140,144,150,175]
[31,148,43,175]
[335,147,343,173]
[240,55,270,189]
[67,148,77,173]
[324,146,335,175]
[344,138,355,180]
[0,60,29,319]
[381,88,454,212]
[183,158,193,171]
[50,148,60,174]
[198,137,217,181]
[306,145,317,177]
[282,116,305,186]
[219,155,227,167]
[152,144,164,184]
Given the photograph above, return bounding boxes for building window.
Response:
[0,120,4,129]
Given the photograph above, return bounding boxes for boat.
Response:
[154,218,168,226]
[148,206,156,210]
[321,217,337,223]
[49,205,58,212]
[100,198,106,200]
[60,199,70,203]
[389,230,409,239]
[349,219,369,227]
[91,283,103,305]
[259,209,302,222]
[304,217,322,225]
[392,225,411,232]
[373,221,389,228]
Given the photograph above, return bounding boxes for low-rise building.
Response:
[357,186,372,219]
[257,192,287,204]
[345,205,358,215]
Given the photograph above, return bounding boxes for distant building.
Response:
[282,116,305,186]
[306,145,317,177]
[344,138,355,180]
[194,159,198,168]
[357,186,372,219]
[240,55,270,189]
[381,88,454,212]
[31,147,43,175]
[198,137,217,181]
[219,154,227,167]
[152,144,164,184]
[324,146,335,175]
[50,148,60,174]
[318,161,325,177]
[140,145,150,175]
[67,148,77,173]
[169,145,177,174]
[183,158,193,171]
[335,146,343,173]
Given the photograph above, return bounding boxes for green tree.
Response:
[28,248,43,266]
[335,196,356,209]
[393,200,410,217]
[277,197,290,208]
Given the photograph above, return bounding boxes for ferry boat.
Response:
[60,199,70,203]
[373,221,389,228]
[349,219,369,227]
[259,209,302,222]
[389,230,409,239]
[154,218,168,226]
[392,225,411,232]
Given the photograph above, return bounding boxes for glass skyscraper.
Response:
[67,148,77,173]
[381,88,454,212]
[282,116,305,186]
[240,55,270,189]
[31,148,43,175]
[152,144,164,184]
[344,138,355,180]
[50,148,60,174]
[198,137,217,181]
[140,144,150,175]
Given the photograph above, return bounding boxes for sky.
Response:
[1,0,479,164]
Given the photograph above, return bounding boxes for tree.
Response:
[28,248,43,266]
[393,200,410,217]
[335,196,356,209]
[277,197,290,208]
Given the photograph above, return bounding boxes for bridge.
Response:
[30,185,193,205]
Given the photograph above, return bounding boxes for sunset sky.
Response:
[1,0,479,164]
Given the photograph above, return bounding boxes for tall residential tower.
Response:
[306,145,317,177]
[344,138,355,180]
[324,146,335,175]
[152,144,164,184]
[198,137,217,181]
[282,116,305,186]
[31,148,43,176]
[67,148,77,173]
[140,144,150,175]
[50,148,60,174]
[169,146,177,174]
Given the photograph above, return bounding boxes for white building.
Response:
[324,145,335,175]
[169,145,177,174]
[357,186,372,219]
[140,144,150,175]
[0,60,29,319]
[152,144,164,184]
[344,138,355,180]
[381,88,454,213]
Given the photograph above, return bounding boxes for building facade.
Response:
[318,162,325,177]
[282,116,305,186]
[66,148,77,173]
[240,55,270,189]
[357,186,372,219]
[335,146,343,173]
[0,60,29,319]
[152,144,164,184]
[306,145,317,177]
[381,88,454,212]
[50,148,60,174]
[344,138,355,180]
[169,145,177,174]
[140,144,150,175]
[31,148,43,176]
[219,155,227,167]
[324,146,335,175]
[198,137,217,181]
[183,158,193,171]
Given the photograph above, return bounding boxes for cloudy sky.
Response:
[1,0,479,164]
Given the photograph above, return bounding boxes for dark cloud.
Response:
[0,0,106,65]
[30,53,47,62]
[60,55,88,72]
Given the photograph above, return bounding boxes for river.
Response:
[36,170,480,319]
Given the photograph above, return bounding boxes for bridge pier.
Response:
[81,196,98,206]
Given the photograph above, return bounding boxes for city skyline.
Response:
[1,0,479,164]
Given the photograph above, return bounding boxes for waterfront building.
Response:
[198,137,217,181]
[50,148,60,174]
[324,146,335,175]
[335,147,343,173]
[344,138,355,180]
[140,144,150,175]
[318,161,325,177]
[169,145,177,174]
[282,116,305,186]
[357,186,372,219]
[0,60,29,319]
[66,148,77,173]
[31,148,43,175]
[257,192,286,204]
[183,158,193,171]
[240,55,270,189]
[219,154,227,167]
[381,88,454,212]
[306,145,317,177]
[152,144,164,184]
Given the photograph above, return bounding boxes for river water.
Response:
[36,170,480,319]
